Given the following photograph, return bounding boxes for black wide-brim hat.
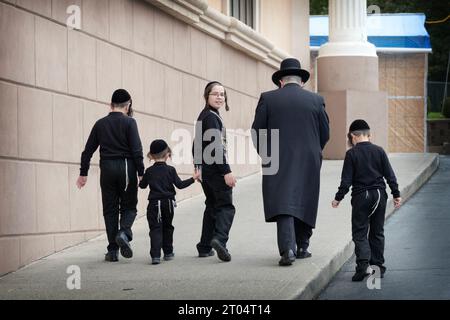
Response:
[272,58,310,87]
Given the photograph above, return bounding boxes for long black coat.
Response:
[251,83,329,227]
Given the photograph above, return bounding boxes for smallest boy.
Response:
[139,139,199,265]
[332,119,402,281]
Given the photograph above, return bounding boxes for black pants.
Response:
[351,189,387,272]
[276,215,313,256]
[147,199,175,258]
[100,159,138,252]
[197,173,236,254]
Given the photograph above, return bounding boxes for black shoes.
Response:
[211,238,231,262]
[352,264,386,281]
[105,250,119,262]
[115,231,133,258]
[198,250,215,258]
[352,265,371,281]
[297,248,312,259]
[164,253,175,261]
[151,257,161,265]
[352,270,371,281]
[279,250,296,266]
[380,266,386,278]
[371,265,386,278]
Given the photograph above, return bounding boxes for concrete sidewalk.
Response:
[0,153,438,300]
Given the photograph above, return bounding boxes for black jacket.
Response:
[80,112,144,176]
[139,162,195,201]
[334,141,400,201]
[193,106,231,176]
[252,83,330,226]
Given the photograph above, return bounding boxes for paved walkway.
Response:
[0,154,438,300]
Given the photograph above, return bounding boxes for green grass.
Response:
[427,112,447,119]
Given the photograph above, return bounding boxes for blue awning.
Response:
[310,13,432,52]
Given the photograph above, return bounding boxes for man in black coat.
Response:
[76,89,144,262]
[252,58,330,266]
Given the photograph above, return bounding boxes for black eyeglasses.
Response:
[209,92,225,98]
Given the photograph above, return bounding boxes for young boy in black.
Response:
[332,120,402,281]
[139,139,199,264]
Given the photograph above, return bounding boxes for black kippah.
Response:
[111,89,131,104]
[205,81,221,91]
[150,139,168,155]
[349,119,370,132]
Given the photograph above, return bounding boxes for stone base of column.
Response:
[317,55,379,92]
[321,90,388,160]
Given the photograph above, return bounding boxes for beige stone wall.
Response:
[310,51,426,153]
[260,0,292,54]
[0,0,278,275]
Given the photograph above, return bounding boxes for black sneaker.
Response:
[198,250,215,258]
[105,250,119,262]
[115,231,133,258]
[211,239,231,262]
[372,265,386,278]
[164,253,175,261]
[296,248,312,259]
[279,250,296,266]
[151,257,161,265]
[352,270,371,281]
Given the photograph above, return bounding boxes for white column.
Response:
[319,0,376,57]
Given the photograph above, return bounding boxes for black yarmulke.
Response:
[205,81,221,91]
[111,89,131,104]
[349,119,370,132]
[150,139,168,155]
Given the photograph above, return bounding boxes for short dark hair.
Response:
[350,130,370,137]
[347,130,370,147]
[148,147,171,160]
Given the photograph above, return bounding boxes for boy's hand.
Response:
[331,200,340,208]
[76,176,87,189]
[224,173,236,188]
[193,169,200,181]
[394,197,402,209]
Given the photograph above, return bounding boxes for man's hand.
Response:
[76,176,87,189]
[393,197,402,209]
[331,200,340,208]
[224,173,236,188]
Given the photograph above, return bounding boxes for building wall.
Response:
[379,53,426,153]
[310,51,426,153]
[260,0,292,55]
[207,0,223,13]
[0,0,279,275]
